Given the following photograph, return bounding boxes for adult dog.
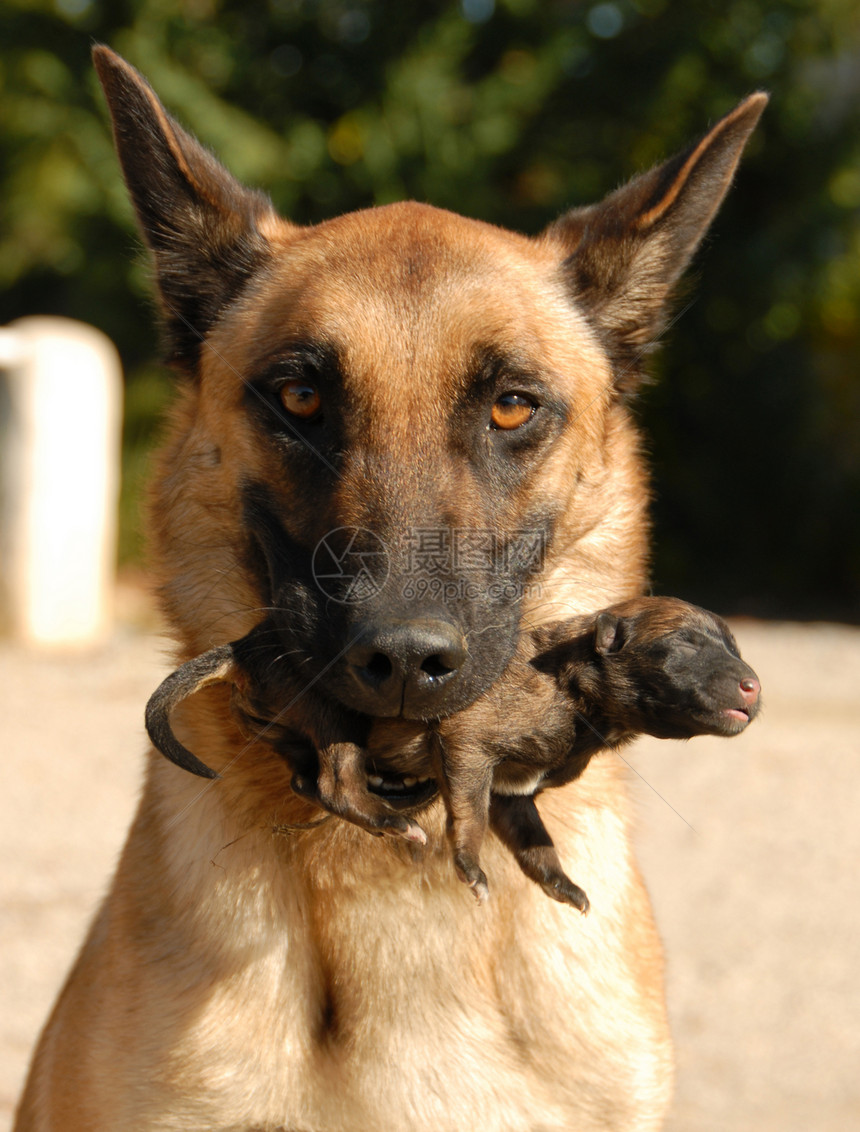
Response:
[15,47,765,1131]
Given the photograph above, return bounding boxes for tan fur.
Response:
[15,50,766,1131]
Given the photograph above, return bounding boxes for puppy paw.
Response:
[373,812,428,845]
[541,876,590,915]
[454,854,490,905]
[292,773,427,844]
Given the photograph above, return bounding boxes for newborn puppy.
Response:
[146,598,760,911]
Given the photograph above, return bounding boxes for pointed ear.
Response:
[93,46,283,375]
[594,611,623,655]
[544,93,767,394]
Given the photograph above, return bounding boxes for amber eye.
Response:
[280,380,321,419]
[490,393,535,430]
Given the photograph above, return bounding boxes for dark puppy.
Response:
[147,596,760,912]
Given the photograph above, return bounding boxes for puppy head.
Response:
[591,597,761,738]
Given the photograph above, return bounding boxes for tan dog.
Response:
[14,48,765,1132]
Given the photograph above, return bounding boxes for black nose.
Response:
[345,619,467,717]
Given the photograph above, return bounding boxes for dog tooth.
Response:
[368,775,383,787]
[402,776,417,788]
[417,775,431,783]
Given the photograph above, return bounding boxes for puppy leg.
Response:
[292,741,427,844]
[432,738,492,903]
[489,794,590,914]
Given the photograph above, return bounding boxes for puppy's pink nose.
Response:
[739,676,760,705]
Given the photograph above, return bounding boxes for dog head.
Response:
[95,47,765,724]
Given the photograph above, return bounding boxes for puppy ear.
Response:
[544,93,767,394]
[594,611,623,654]
[93,46,283,376]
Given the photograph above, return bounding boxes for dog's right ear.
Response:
[93,46,284,376]
[594,611,624,655]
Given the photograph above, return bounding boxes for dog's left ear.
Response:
[93,46,283,376]
[545,94,767,392]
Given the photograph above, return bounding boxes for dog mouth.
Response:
[723,707,750,725]
[716,706,752,735]
[693,704,754,736]
[365,766,439,809]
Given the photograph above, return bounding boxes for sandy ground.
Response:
[1,609,859,1130]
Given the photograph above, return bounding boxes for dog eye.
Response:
[490,393,536,430]
[280,380,321,420]
[675,643,699,657]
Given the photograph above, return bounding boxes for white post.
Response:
[0,317,123,648]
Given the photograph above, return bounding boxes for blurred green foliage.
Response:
[2,0,859,618]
